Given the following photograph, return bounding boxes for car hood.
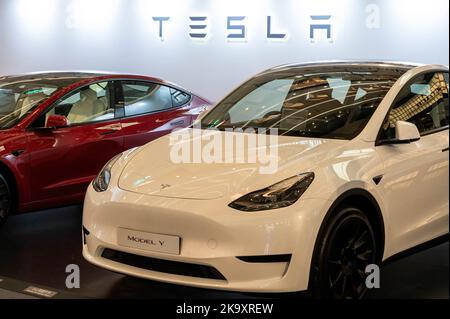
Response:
[118,129,346,200]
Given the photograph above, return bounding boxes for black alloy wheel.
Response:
[311,207,377,299]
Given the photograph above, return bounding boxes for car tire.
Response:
[310,206,377,299]
[0,173,13,226]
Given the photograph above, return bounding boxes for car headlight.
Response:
[92,154,122,192]
[229,172,315,212]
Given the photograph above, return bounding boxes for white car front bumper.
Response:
[82,184,331,293]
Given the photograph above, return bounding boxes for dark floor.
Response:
[0,288,37,299]
[0,206,448,299]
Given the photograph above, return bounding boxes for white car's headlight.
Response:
[92,154,122,192]
[229,172,315,212]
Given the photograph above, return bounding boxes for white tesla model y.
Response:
[82,62,449,299]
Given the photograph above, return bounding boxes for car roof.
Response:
[253,60,424,82]
[0,71,191,93]
[0,71,168,85]
[266,60,421,72]
[0,71,109,82]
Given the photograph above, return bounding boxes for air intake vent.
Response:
[101,248,226,281]
[237,254,292,263]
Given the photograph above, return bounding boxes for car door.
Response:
[27,80,124,203]
[376,71,449,257]
[117,80,193,150]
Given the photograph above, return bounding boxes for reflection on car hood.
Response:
[118,129,345,199]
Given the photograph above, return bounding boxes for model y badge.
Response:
[127,236,165,246]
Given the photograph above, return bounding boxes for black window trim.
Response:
[117,80,192,120]
[375,69,449,146]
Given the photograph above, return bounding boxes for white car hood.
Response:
[118,129,344,199]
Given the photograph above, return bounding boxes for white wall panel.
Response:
[0,0,448,101]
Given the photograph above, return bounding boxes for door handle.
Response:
[99,130,117,136]
[170,120,185,126]
[11,149,25,157]
[108,124,122,130]
[442,147,449,152]
[97,124,122,135]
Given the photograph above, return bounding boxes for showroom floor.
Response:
[0,206,448,299]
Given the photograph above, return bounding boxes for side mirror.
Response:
[378,121,421,145]
[46,115,69,128]
[395,120,420,143]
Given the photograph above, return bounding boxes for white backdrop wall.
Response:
[0,0,448,102]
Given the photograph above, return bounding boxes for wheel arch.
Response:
[0,159,19,213]
[308,188,385,290]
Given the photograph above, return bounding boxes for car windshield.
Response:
[201,65,408,140]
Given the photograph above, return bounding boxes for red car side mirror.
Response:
[46,115,69,128]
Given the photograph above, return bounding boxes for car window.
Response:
[45,81,114,125]
[170,88,191,107]
[122,82,173,116]
[0,85,58,129]
[380,72,449,139]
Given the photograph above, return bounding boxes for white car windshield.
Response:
[201,65,408,139]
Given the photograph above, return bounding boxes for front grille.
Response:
[101,248,227,281]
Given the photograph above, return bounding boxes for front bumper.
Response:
[82,184,331,293]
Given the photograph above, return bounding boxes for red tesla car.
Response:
[0,72,211,224]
